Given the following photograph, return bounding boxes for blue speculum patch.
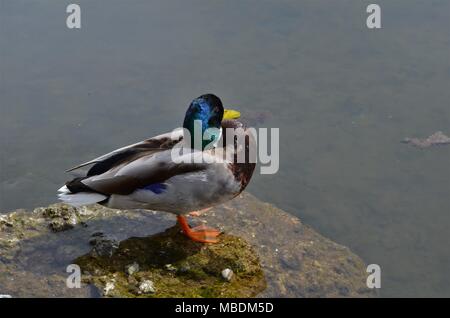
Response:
[142,183,167,194]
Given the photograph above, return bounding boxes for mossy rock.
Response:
[75,225,266,297]
[0,193,376,297]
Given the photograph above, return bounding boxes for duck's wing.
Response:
[71,150,211,196]
[66,128,184,176]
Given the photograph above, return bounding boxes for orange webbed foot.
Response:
[177,215,221,243]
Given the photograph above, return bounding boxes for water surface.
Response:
[1,0,450,297]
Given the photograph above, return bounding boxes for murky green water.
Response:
[1,0,450,297]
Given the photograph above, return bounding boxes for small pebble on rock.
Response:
[139,280,155,294]
[103,281,115,296]
[221,268,234,281]
[165,264,177,272]
[125,262,140,276]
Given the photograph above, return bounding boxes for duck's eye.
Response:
[208,118,219,126]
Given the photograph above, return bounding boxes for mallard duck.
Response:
[58,94,256,243]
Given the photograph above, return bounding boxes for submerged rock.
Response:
[0,192,376,298]
[402,131,450,148]
[89,232,119,258]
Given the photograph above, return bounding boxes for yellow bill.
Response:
[223,109,241,120]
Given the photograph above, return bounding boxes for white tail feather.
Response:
[58,192,107,207]
[58,185,70,193]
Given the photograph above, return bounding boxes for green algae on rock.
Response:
[75,225,266,297]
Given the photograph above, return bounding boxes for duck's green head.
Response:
[183,94,240,150]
